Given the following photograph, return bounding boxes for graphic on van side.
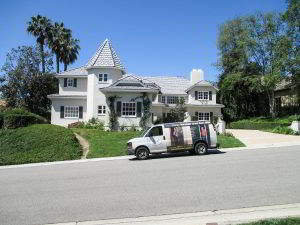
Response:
[166,124,210,152]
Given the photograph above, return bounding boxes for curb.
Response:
[43,203,300,225]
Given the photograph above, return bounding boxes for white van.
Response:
[127,121,218,160]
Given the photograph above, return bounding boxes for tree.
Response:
[164,98,187,123]
[246,12,290,117]
[0,46,57,116]
[60,37,80,71]
[216,17,264,121]
[27,15,53,73]
[49,22,71,73]
[283,0,300,104]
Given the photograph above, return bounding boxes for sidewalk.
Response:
[227,129,300,147]
[44,203,300,225]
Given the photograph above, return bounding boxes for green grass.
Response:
[217,134,246,148]
[72,129,140,158]
[0,124,82,166]
[239,217,300,225]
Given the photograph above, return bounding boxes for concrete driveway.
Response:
[227,129,300,147]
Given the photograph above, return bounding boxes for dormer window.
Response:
[99,74,108,83]
[198,91,209,100]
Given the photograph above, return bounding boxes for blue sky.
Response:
[0,0,286,81]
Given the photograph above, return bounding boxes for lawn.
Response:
[218,134,246,148]
[236,115,299,124]
[73,128,140,158]
[73,129,245,158]
[239,217,300,225]
[0,124,82,166]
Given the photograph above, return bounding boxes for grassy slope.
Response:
[239,217,300,225]
[73,129,245,158]
[218,134,246,148]
[73,129,140,158]
[0,124,82,166]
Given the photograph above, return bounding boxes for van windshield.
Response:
[140,127,151,137]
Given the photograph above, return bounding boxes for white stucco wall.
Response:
[50,98,87,127]
[59,78,87,95]
[188,86,217,105]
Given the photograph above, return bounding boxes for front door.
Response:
[146,126,167,152]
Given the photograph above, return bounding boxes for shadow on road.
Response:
[129,149,225,161]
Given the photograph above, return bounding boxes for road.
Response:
[1,146,300,225]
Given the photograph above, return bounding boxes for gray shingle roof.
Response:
[85,39,125,71]
[141,76,191,95]
[57,66,88,76]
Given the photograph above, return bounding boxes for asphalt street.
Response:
[1,145,300,225]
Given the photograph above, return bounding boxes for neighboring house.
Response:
[275,78,298,109]
[48,39,224,127]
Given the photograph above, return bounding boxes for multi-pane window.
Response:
[122,102,136,117]
[198,91,209,100]
[67,78,74,87]
[167,96,179,104]
[198,112,210,121]
[65,106,79,118]
[161,96,166,103]
[99,74,108,82]
[98,105,106,115]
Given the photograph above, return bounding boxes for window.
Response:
[65,106,79,118]
[198,91,209,100]
[161,96,166,103]
[147,126,163,137]
[98,105,106,115]
[167,96,179,104]
[99,74,108,82]
[67,78,74,87]
[122,102,136,117]
[198,112,210,121]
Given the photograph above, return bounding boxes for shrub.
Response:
[271,126,300,135]
[68,121,85,129]
[228,122,290,130]
[223,132,234,137]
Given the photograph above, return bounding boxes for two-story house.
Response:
[48,39,224,127]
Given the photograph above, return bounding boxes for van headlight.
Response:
[127,142,133,149]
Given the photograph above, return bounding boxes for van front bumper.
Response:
[127,148,135,155]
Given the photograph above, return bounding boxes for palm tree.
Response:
[60,38,80,71]
[27,15,52,73]
[49,22,71,73]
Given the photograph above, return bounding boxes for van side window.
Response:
[147,126,163,137]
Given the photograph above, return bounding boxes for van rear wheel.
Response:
[136,147,149,160]
[194,142,207,155]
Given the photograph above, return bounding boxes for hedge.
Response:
[227,122,291,130]
[0,108,47,129]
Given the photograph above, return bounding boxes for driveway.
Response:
[227,129,300,147]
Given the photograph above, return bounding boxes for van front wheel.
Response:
[194,142,207,155]
[136,147,149,160]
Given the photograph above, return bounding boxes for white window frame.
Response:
[64,106,79,118]
[161,96,166,103]
[98,105,106,115]
[67,78,74,87]
[198,112,210,121]
[167,96,179,104]
[121,102,136,117]
[99,73,108,83]
[198,91,209,100]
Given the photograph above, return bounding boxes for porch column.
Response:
[87,73,97,120]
